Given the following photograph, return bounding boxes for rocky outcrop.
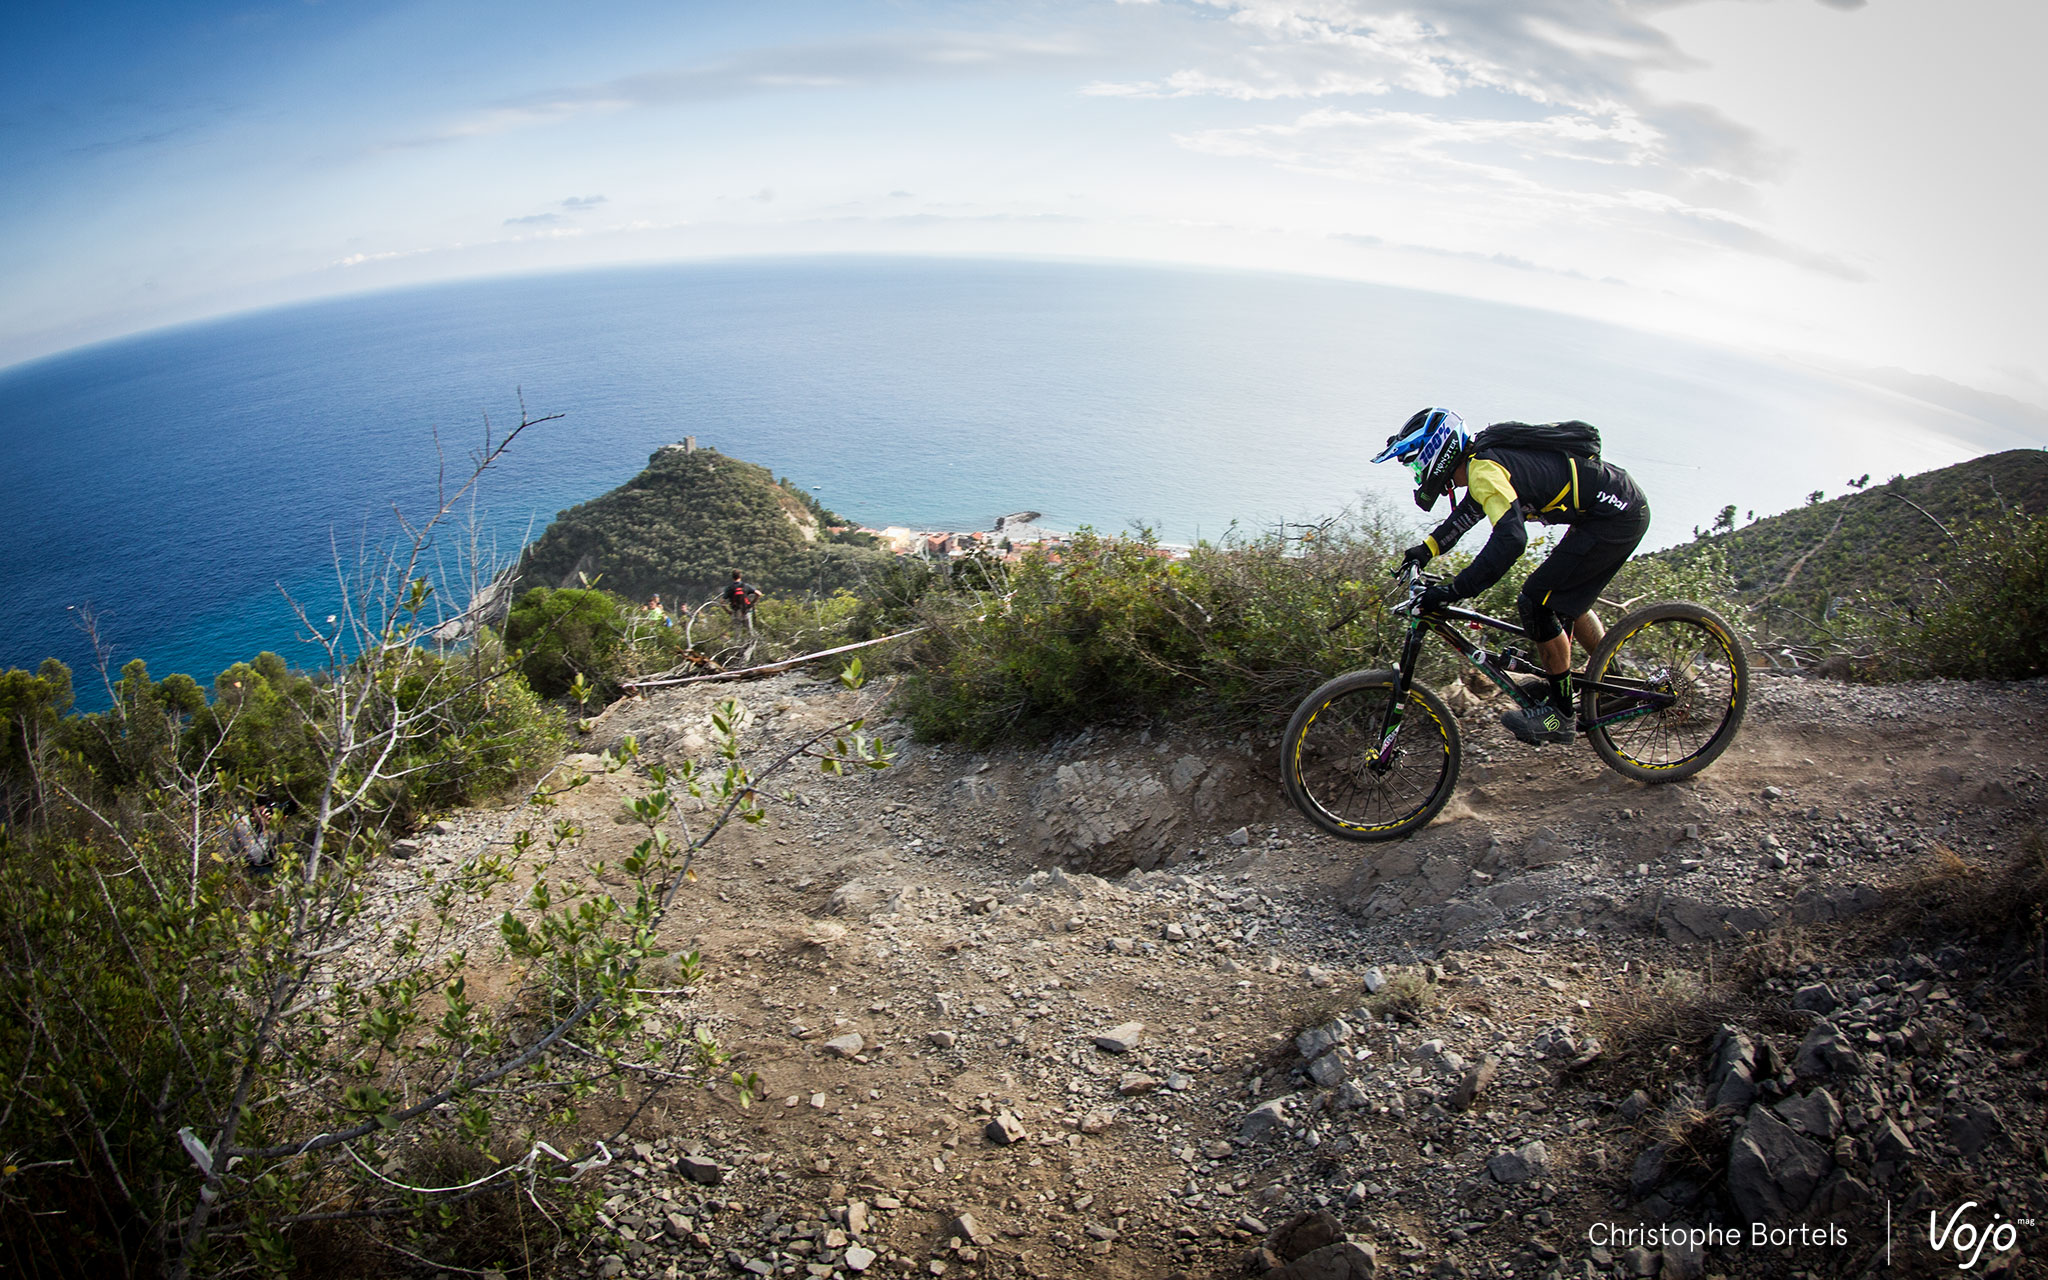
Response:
[1028,759,1182,873]
[1025,749,1272,874]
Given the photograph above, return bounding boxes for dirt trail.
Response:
[395,669,2048,1280]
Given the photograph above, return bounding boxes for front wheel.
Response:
[1281,669,1462,842]
[1582,601,1748,783]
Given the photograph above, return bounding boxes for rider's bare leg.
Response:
[1534,611,1605,675]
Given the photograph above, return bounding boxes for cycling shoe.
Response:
[1502,705,1576,746]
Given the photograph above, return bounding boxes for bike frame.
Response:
[1371,591,1679,769]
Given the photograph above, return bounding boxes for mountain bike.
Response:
[1281,565,1748,841]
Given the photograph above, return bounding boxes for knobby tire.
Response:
[1582,601,1748,783]
[1281,670,1461,842]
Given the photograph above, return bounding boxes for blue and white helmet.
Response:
[1373,407,1468,510]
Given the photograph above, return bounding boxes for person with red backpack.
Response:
[724,570,761,628]
[1376,408,1651,747]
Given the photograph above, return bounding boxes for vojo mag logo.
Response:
[1923,1199,2030,1271]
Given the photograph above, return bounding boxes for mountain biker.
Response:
[1374,407,1651,746]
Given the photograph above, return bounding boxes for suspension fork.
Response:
[1371,617,1430,768]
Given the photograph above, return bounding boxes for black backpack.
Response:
[1470,420,1602,461]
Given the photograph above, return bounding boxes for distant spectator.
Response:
[724,571,761,630]
[646,593,671,627]
[229,803,275,870]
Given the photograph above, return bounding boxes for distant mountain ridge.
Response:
[1648,448,2048,621]
[516,445,891,608]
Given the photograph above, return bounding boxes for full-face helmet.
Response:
[1373,407,1468,510]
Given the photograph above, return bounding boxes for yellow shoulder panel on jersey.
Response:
[1466,457,1517,524]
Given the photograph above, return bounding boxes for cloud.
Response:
[67,124,197,157]
[1332,229,1615,282]
[1665,209,1870,281]
[399,32,1096,147]
[1180,104,1667,175]
[504,196,608,226]
[1182,103,1854,280]
[330,246,435,268]
[822,211,1087,227]
[1098,1,1762,177]
[1086,2,1876,282]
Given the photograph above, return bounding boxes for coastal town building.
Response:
[858,513,1189,567]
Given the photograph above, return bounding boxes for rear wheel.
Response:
[1583,602,1747,783]
[1281,670,1461,841]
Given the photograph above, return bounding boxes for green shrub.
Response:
[748,589,863,651]
[0,659,73,824]
[0,824,244,1275]
[845,557,942,642]
[358,634,569,826]
[504,586,635,699]
[894,519,1413,745]
[1875,507,2048,680]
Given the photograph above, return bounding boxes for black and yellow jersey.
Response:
[1424,447,1648,600]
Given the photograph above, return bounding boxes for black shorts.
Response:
[1518,510,1649,640]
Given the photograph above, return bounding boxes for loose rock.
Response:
[1094,1021,1145,1053]
[984,1112,1027,1146]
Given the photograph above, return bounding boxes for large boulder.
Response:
[1772,1088,1843,1141]
[1945,1099,2007,1156]
[1487,1140,1550,1185]
[1240,1099,1290,1143]
[1727,1107,1832,1224]
[1268,1211,1345,1262]
[1185,752,1277,826]
[1657,894,1776,942]
[1264,1241,1378,1279]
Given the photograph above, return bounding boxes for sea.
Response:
[0,256,2038,706]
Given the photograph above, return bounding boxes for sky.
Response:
[4,0,2045,405]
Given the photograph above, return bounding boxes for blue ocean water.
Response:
[0,257,2033,703]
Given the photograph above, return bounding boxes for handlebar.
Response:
[1330,562,1447,632]
[1391,563,1447,615]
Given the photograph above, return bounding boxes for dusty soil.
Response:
[380,667,2048,1280]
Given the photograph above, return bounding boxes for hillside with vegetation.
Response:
[1648,448,2048,636]
[518,445,891,608]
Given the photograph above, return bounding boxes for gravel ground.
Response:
[354,668,2048,1280]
